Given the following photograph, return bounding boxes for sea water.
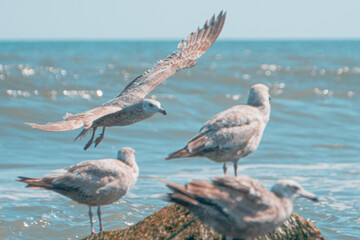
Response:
[0,41,359,239]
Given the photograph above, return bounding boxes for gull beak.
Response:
[159,108,167,116]
[299,189,319,202]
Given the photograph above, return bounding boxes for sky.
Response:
[0,0,359,40]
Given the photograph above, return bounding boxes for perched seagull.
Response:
[165,83,270,176]
[16,147,138,235]
[166,176,319,240]
[26,11,226,150]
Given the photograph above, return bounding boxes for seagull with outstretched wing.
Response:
[26,11,226,150]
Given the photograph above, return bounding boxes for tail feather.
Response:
[73,128,91,142]
[165,131,210,160]
[168,192,199,207]
[167,181,224,212]
[16,176,53,189]
[26,119,84,132]
[165,148,193,160]
[166,181,199,207]
[186,133,209,153]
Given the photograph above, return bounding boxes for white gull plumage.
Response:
[166,176,318,240]
[165,83,270,176]
[16,147,138,234]
[26,11,227,150]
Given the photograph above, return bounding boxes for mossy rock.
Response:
[83,204,326,240]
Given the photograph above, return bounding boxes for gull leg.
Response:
[94,127,106,148]
[74,128,88,142]
[223,163,227,175]
[97,206,103,232]
[234,161,238,176]
[89,206,95,234]
[84,127,97,151]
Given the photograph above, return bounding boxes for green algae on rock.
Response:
[83,204,326,240]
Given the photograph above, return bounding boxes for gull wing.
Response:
[26,105,124,131]
[167,176,274,235]
[200,105,262,133]
[48,159,130,197]
[211,176,271,208]
[165,119,260,160]
[167,176,269,208]
[165,105,264,160]
[110,11,226,104]
[194,121,259,153]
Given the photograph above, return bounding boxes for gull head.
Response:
[271,179,318,202]
[117,147,136,166]
[142,99,167,115]
[247,83,271,107]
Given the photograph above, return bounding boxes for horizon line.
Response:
[0,38,359,42]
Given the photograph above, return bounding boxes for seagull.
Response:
[165,83,270,176]
[16,147,138,235]
[166,176,319,240]
[26,11,226,150]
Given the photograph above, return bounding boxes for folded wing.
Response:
[166,106,261,160]
[167,176,273,232]
[17,159,129,199]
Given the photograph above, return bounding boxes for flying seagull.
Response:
[165,83,270,176]
[166,176,318,240]
[16,147,138,235]
[26,11,226,150]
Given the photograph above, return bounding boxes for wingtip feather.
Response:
[116,10,227,99]
[25,122,38,128]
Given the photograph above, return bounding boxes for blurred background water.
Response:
[0,40,359,239]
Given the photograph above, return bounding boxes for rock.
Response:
[83,204,326,240]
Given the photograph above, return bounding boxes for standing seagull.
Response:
[16,147,138,235]
[165,83,271,176]
[26,11,226,150]
[166,176,318,240]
